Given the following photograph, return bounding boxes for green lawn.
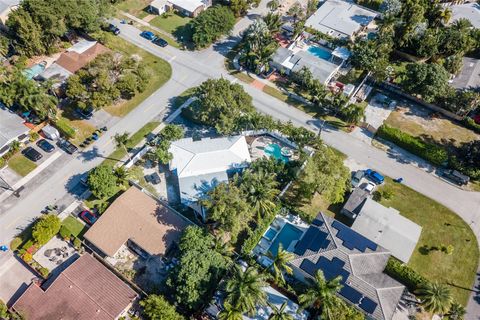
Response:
[115,0,151,19]
[93,31,172,117]
[377,178,479,305]
[149,13,193,42]
[62,216,88,238]
[8,153,37,177]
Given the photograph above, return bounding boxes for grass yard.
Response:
[62,216,88,238]
[8,153,37,177]
[149,13,193,42]
[95,31,172,117]
[115,0,150,19]
[58,110,97,146]
[377,178,479,305]
[102,121,160,166]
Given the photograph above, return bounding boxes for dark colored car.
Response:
[36,139,55,153]
[58,139,78,154]
[443,169,470,186]
[140,30,155,40]
[23,147,43,162]
[365,169,384,184]
[79,210,98,225]
[152,37,168,47]
[108,23,120,35]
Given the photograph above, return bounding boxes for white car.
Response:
[363,182,376,194]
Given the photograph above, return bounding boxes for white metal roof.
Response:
[67,40,97,54]
[0,107,28,149]
[352,198,422,263]
[169,0,204,13]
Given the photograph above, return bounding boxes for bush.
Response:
[39,267,50,278]
[21,240,35,251]
[0,299,7,319]
[10,237,23,250]
[241,210,277,255]
[32,214,61,245]
[376,125,448,166]
[54,118,76,139]
[0,156,5,168]
[385,257,429,292]
[463,117,480,134]
[22,252,33,263]
[73,237,81,249]
[29,131,39,142]
[59,225,72,240]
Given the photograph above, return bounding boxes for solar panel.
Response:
[316,257,349,283]
[339,285,362,304]
[312,218,324,226]
[299,259,318,276]
[359,297,378,314]
[308,229,329,252]
[332,220,378,252]
[294,227,318,255]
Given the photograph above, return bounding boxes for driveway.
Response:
[0,252,36,306]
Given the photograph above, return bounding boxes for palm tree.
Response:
[446,302,466,320]
[114,166,130,186]
[263,12,282,32]
[266,244,294,285]
[225,265,268,315]
[114,132,131,162]
[415,282,453,315]
[287,3,303,25]
[213,233,234,257]
[268,302,293,320]
[266,0,279,12]
[241,169,279,217]
[441,7,452,25]
[298,270,343,320]
[218,302,243,320]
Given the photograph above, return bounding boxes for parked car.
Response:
[443,169,470,186]
[351,170,364,188]
[152,37,168,47]
[23,147,43,162]
[108,23,120,35]
[36,139,55,153]
[58,139,78,154]
[76,106,94,120]
[362,181,376,194]
[365,169,384,184]
[79,210,98,225]
[140,31,155,40]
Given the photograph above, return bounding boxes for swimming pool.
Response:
[307,45,332,61]
[264,143,290,163]
[268,223,303,256]
[263,227,278,241]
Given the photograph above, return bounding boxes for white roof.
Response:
[169,136,251,178]
[168,0,204,13]
[0,107,28,149]
[178,171,228,204]
[352,198,422,263]
[67,40,97,54]
[151,0,168,9]
[38,63,73,82]
[305,0,378,38]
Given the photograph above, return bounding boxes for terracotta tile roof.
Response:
[12,254,138,320]
[56,42,109,74]
[84,186,191,257]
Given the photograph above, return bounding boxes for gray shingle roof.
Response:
[0,107,29,149]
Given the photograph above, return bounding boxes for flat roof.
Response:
[84,186,191,257]
[12,254,138,320]
[0,107,29,148]
[305,0,378,38]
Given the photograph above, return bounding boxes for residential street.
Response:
[1,3,480,318]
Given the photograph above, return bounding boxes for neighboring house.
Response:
[150,0,212,17]
[287,213,405,320]
[84,186,191,258]
[0,107,29,156]
[340,187,370,219]
[351,198,422,263]
[0,0,19,27]
[270,46,340,85]
[169,136,251,220]
[12,254,138,320]
[448,2,480,28]
[305,0,378,40]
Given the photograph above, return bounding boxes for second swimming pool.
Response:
[268,223,303,256]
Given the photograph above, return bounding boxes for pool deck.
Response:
[249,135,296,161]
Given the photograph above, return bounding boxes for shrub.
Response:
[38,267,50,278]
[385,257,429,291]
[59,225,72,240]
[241,210,277,255]
[463,117,480,134]
[0,156,5,168]
[376,125,448,166]
[10,237,23,250]
[21,240,35,251]
[22,252,33,263]
[29,131,39,142]
[0,299,7,319]
[73,237,81,249]
[54,118,76,139]
[32,214,61,245]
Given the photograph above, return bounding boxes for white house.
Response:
[149,0,212,17]
[169,136,251,220]
[0,107,29,157]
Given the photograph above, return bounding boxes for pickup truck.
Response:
[443,169,469,186]
[58,139,78,155]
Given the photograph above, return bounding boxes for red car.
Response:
[79,210,98,225]
[473,114,480,125]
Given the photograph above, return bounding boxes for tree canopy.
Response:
[140,295,184,320]
[191,5,236,48]
[402,63,450,103]
[32,214,61,245]
[87,165,118,199]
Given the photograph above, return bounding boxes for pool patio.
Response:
[249,135,297,162]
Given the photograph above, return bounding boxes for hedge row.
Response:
[376,124,448,166]
[384,257,429,292]
[463,117,480,135]
[241,210,277,256]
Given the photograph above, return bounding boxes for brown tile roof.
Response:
[12,254,138,320]
[84,186,191,257]
[56,42,109,74]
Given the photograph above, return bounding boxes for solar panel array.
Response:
[294,226,330,256]
[359,297,378,314]
[332,220,377,252]
[312,218,324,226]
[339,285,362,304]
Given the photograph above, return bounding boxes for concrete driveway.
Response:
[0,252,36,306]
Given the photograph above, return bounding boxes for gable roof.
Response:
[84,186,191,257]
[0,107,28,149]
[169,0,205,13]
[12,254,138,320]
[342,188,370,216]
[351,198,422,263]
[289,213,404,320]
[56,41,109,74]
[169,136,251,178]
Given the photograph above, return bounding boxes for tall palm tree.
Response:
[241,169,279,218]
[287,3,304,25]
[263,12,282,33]
[268,302,293,320]
[225,265,268,315]
[114,166,130,187]
[266,0,279,12]
[218,302,243,320]
[446,302,466,320]
[415,282,453,315]
[266,244,294,285]
[298,270,343,320]
[114,132,131,162]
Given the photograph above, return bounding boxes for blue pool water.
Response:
[268,223,303,256]
[264,143,290,163]
[23,63,46,80]
[264,227,278,241]
[307,45,332,60]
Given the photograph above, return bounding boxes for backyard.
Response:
[377,178,479,305]
[8,153,37,177]
[149,13,193,42]
[61,216,88,238]
[115,0,151,19]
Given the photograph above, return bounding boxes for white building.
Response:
[149,0,212,17]
[0,107,29,156]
